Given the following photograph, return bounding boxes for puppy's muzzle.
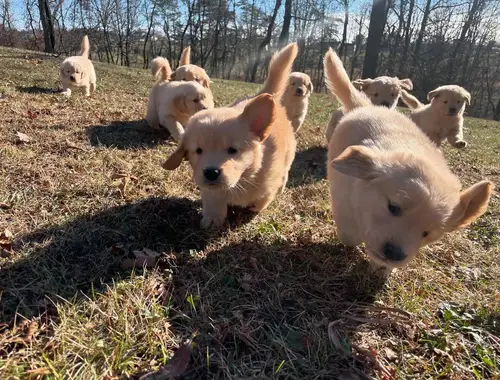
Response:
[204,167,221,183]
[295,87,304,96]
[380,101,390,108]
[383,242,406,262]
[70,75,76,82]
[448,107,457,116]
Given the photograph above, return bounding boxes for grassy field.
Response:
[0,46,498,379]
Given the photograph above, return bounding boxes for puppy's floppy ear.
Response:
[170,71,177,80]
[447,181,493,231]
[173,95,188,114]
[201,75,210,88]
[399,78,413,91]
[352,78,372,91]
[427,89,441,101]
[307,81,313,94]
[241,93,276,141]
[331,145,382,180]
[163,142,188,170]
[461,88,471,105]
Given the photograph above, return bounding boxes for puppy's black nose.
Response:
[70,75,76,81]
[204,167,221,182]
[383,242,406,261]
[381,101,390,107]
[449,107,457,115]
[296,87,303,95]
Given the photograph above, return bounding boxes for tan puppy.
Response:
[325,76,413,142]
[171,46,211,88]
[163,43,299,229]
[281,72,313,132]
[324,48,492,274]
[147,57,214,140]
[400,86,470,148]
[60,35,96,97]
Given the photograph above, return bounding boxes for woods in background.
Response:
[1,0,500,120]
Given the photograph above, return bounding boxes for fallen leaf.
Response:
[0,228,13,252]
[26,367,51,377]
[27,110,39,119]
[121,248,161,269]
[140,340,193,380]
[65,139,89,152]
[433,347,454,362]
[24,321,39,342]
[16,131,32,144]
[0,202,11,209]
[383,347,398,361]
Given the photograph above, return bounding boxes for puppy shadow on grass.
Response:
[16,85,58,94]
[288,145,328,188]
[86,120,171,149]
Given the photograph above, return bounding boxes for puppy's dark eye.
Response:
[422,231,429,238]
[193,99,199,103]
[388,202,401,216]
[373,93,379,97]
[196,148,202,154]
[391,93,395,97]
[228,147,237,154]
[457,100,461,104]
[444,100,448,104]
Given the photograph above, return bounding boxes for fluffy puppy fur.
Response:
[324,48,492,274]
[163,43,299,229]
[60,35,96,97]
[400,85,471,148]
[325,76,413,142]
[147,57,214,140]
[171,46,211,88]
[281,72,313,132]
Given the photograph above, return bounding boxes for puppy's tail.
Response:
[259,42,298,97]
[179,46,191,66]
[80,35,90,58]
[151,57,172,82]
[323,48,370,112]
[400,89,424,110]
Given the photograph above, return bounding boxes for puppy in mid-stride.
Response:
[400,85,470,148]
[147,57,214,140]
[60,35,96,97]
[324,48,492,275]
[281,72,313,132]
[163,43,298,229]
[325,76,413,142]
[171,46,211,88]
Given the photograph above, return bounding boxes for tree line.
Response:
[1,0,500,120]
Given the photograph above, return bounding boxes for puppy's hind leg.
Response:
[90,81,96,94]
[160,112,185,141]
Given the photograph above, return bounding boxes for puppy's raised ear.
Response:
[241,93,276,141]
[352,78,372,91]
[201,75,211,89]
[331,145,383,180]
[163,142,187,170]
[399,78,413,91]
[307,81,314,94]
[173,95,188,114]
[427,88,441,101]
[461,88,471,105]
[447,181,493,230]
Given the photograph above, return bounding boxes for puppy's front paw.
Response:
[201,215,225,229]
[455,140,467,148]
[369,260,393,278]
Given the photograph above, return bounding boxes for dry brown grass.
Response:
[0,46,499,379]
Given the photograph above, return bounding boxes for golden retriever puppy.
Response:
[400,86,470,148]
[163,43,299,229]
[60,35,96,97]
[281,72,313,132]
[325,76,413,142]
[171,46,211,88]
[147,57,214,140]
[324,49,492,274]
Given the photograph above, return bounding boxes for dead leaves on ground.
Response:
[0,228,13,256]
[111,171,139,198]
[120,248,161,270]
[15,131,32,144]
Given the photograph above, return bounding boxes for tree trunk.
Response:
[362,0,388,78]
[38,0,55,53]
[411,0,431,71]
[278,0,292,48]
[338,0,349,61]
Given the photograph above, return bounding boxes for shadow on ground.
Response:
[86,120,171,149]
[16,85,59,94]
[288,145,328,187]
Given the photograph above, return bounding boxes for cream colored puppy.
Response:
[325,76,413,142]
[324,48,492,274]
[400,86,470,148]
[171,46,211,88]
[147,57,214,140]
[163,43,299,229]
[60,35,96,97]
[281,72,313,132]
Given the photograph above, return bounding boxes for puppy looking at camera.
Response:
[163,43,298,229]
[147,57,214,140]
[325,76,413,142]
[170,46,211,88]
[324,49,492,275]
[400,85,470,148]
[60,35,96,97]
[281,72,313,132]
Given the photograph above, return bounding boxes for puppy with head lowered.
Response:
[400,85,470,148]
[325,76,413,142]
[60,35,96,97]
[281,72,313,132]
[163,43,299,229]
[324,49,492,275]
[171,46,211,89]
[146,57,214,140]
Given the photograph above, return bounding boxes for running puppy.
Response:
[171,46,211,88]
[60,35,96,97]
[325,76,413,142]
[163,43,299,229]
[281,72,313,132]
[324,48,492,274]
[147,57,214,140]
[400,85,470,148]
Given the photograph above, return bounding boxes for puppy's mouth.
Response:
[366,248,409,268]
